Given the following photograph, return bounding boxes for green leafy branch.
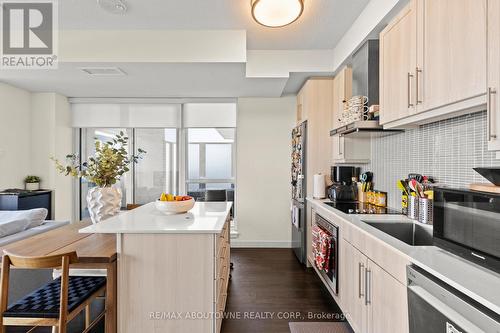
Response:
[52,131,146,187]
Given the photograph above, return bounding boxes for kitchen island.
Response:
[80,201,232,333]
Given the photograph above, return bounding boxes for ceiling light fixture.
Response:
[251,0,304,28]
[97,0,128,14]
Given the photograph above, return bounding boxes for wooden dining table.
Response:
[0,220,117,333]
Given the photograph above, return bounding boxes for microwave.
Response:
[433,187,500,273]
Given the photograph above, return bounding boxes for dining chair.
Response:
[0,251,106,333]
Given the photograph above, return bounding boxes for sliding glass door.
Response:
[134,129,178,204]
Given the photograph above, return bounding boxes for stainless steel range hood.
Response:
[330,40,402,137]
[330,120,401,137]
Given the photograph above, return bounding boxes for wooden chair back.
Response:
[0,251,79,333]
[4,251,78,269]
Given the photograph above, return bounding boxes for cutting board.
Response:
[469,183,500,194]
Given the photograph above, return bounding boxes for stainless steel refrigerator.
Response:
[291,121,307,264]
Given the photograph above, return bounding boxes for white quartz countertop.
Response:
[79,202,232,234]
[307,197,500,316]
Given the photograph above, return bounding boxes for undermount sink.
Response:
[362,221,434,246]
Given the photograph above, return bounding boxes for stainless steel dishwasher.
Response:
[407,265,500,333]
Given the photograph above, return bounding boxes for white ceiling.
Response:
[0,0,381,98]
[0,63,291,98]
[60,0,370,50]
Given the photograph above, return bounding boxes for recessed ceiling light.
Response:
[251,0,304,28]
[80,67,127,76]
[97,0,127,14]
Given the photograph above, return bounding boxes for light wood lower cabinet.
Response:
[340,239,367,333]
[215,218,231,333]
[367,259,408,333]
[340,240,409,333]
[117,216,231,333]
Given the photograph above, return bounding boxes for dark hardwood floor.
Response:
[8,248,346,333]
[221,248,347,333]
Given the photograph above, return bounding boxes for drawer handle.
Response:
[407,72,414,108]
[488,87,497,140]
[416,67,422,105]
[358,262,364,298]
[365,268,371,305]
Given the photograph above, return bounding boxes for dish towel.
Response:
[312,225,332,272]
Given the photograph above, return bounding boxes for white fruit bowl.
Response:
[155,198,195,214]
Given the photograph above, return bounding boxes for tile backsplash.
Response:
[365,111,500,209]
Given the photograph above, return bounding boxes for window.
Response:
[79,128,178,219]
[186,128,235,202]
[134,129,178,205]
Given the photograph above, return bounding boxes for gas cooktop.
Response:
[323,201,402,215]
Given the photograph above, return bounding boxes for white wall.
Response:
[31,93,73,221]
[0,83,73,221]
[234,97,296,248]
[0,83,32,189]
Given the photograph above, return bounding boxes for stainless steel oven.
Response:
[315,213,339,294]
[407,265,500,333]
[433,188,500,273]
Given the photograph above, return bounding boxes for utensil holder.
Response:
[407,196,419,220]
[418,198,433,224]
[358,191,368,203]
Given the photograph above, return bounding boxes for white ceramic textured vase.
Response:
[86,187,122,224]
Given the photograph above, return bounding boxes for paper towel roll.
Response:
[313,173,326,199]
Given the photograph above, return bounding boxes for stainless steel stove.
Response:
[324,201,401,215]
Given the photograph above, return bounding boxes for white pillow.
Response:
[0,208,48,230]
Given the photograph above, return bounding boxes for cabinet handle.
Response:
[416,67,422,105]
[358,262,364,299]
[365,268,371,305]
[407,72,414,108]
[488,87,497,140]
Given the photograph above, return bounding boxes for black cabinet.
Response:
[0,189,53,219]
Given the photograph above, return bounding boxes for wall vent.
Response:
[80,67,126,76]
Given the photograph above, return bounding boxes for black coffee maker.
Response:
[328,166,360,201]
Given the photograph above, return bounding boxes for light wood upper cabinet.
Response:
[380,0,487,128]
[332,66,353,130]
[417,0,487,113]
[488,0,500,150]
[379,1,417,125]
[297,78,334,196]
[332,135,371,164]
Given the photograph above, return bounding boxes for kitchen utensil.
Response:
[360,172,373,183]
[408,173,423,183]
[473,167,500,186]
[409,179,424,198]
[407,196,419,220]
[397,180,410,196]
[418,198,433,224]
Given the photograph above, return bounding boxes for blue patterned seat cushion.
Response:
[4,276,106,318]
